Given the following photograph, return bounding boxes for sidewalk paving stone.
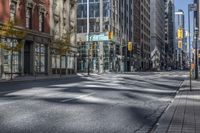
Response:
[154,79,200,133]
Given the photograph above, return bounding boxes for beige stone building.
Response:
[49,0,77,75]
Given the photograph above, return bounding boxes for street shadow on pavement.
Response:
[0,76,89,96]
[0,74,186,133]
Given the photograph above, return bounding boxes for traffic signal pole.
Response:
[87,0,90,75]
[195,27,199,79]
[188,5,192,91]
[188,3,198,90]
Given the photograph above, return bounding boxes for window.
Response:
[103,1,109,17]
[89,3,100,18]
[26,7,32,29]
[35,43,46,73]
[77,19,87,33]
[1,38,19,73]
[10,1,17,21]
[52,54,66,69]
[39,12,45,32]
[77,4,87,18]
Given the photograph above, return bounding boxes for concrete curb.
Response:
[0,75,79,84]
[150,80,185,133]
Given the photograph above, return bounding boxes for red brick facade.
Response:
[0,0,50,33]
[0,0,10,22]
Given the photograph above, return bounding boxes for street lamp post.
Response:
[87,0,90,75]
[88,43,90,76]
[195,27,199,79]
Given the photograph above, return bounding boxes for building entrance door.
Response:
[24,41,33,75]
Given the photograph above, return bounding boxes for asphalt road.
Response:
[0,71,188,133]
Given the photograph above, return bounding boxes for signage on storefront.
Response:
[86,32,109,42]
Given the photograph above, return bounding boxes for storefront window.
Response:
[3,51,19,73]
[51,47,68,74]
[51,52,67,69]
[35,43,46,73]
[67,56,74,69]
[1,38,19,73]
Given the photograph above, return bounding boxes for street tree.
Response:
[52,32,71,77]
[0,20,26,80]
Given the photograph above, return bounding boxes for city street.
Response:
[0,71,188,133]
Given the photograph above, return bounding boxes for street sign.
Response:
[86,32,109,42]
[177,28,183,39]
[128,42,132,51]
[178,40,182,49]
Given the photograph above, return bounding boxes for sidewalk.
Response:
[0,74,79,83]
[153,79,200,133]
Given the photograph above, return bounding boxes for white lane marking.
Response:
[61,93,94,103]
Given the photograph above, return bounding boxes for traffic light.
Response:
[177,28,183,39]
[178,41,182,49]
[128,42,132,51]
[92,43,96,49]
[108,32,113,40]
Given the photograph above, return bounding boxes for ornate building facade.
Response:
[49,0,77,75]
[0,0,77,79]
[0,0,51,79]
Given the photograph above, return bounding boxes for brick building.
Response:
[0,0,51,79]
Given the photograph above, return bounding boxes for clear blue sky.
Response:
[175,0,195,46]
[175,0,194,31]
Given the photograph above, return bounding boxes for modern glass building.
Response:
[77,0,121,73]
[175,9,187,69]
[76,0,145,73]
